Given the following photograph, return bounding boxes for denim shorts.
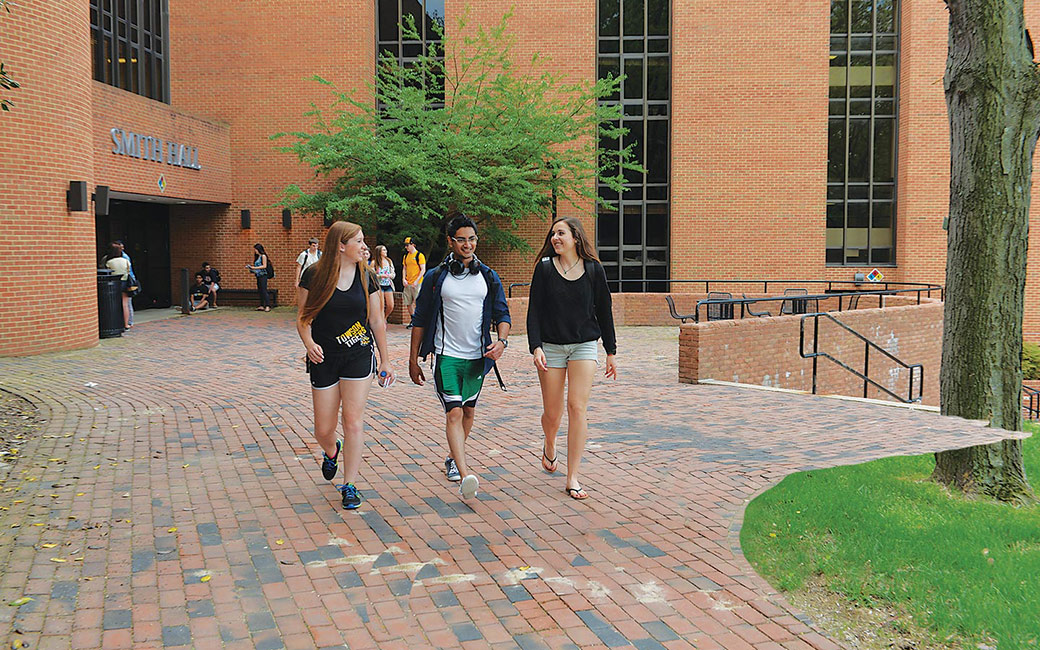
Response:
[542,341,598,368]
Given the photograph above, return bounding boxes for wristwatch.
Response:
[498,338,509,348]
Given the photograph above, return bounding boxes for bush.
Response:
[1023,341,1040,379]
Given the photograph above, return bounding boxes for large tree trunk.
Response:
[936,0,1040,503]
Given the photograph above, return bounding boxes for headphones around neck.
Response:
[447,252,480,276]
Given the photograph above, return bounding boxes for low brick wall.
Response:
[679,298,943,406]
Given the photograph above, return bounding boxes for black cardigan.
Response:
[526,257,617,355]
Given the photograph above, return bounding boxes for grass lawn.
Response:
[741,422,1040,648]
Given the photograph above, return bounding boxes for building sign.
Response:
[110,127,201,170]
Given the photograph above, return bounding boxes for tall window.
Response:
[378,0,445,107]
[597,0,670,292]
[827,0,898,266]
[90,0,169,103]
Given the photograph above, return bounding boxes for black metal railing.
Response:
[508,278,943,300]
[1023,384,1040,420]
[799,312,923,404]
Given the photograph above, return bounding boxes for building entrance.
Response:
[95,200,172,309]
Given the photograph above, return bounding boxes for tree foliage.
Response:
[274,10,637,257]
[935,0,1038,503]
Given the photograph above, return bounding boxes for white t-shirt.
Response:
[296,249,321,272]
[434,271,488,360]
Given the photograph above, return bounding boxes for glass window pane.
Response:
[624,58,643,99]
[828,118,846,182]
[831,0,848,34]
[599,38,620,53]
[646,119,668,184]
[646,185,668,200]
[624,38,644,53]
[600,249,619,263]
[851,0,872,33]
[876,0,895,32]
[873,117,894,182]
[827,247,844,264]
[647,38,668,53]
[379,0,399,40]
[847,202,869,229]
[647,0,667,35]
[624,0,644,35]
[598,212,619,247]
[827,202,844,229]
[871,247,892,264]
[601,0,620,36]
[847,119,870,182]
[646,204,667,246]
[425,0,445,33]
[599,56,620,82]
[623,205,642,245]
[647,56,668,100]
[872,201,892,229]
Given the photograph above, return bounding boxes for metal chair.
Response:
[706,291,734,321]
[780,288,818,315]
[741,293,771,317]
[665,296,696,323]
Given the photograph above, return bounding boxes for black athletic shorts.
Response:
[307,350,376,389]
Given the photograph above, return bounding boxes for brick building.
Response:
[2,0,1039,356]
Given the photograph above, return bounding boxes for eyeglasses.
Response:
[451,236,479,244]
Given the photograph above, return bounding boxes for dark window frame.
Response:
[90,0,170,103]
[827,0,899,267]
[597,0,671,292]
[376,0,445,108]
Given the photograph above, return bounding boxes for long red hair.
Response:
[298,221,371,326]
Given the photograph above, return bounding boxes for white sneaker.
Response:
[459,474,478,500]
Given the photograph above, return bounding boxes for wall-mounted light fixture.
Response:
[93,185,110,216]
[282,208,292,229]
[67,181,88,212]
[241,209,251,229]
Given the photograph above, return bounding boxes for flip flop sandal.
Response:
[541,446,558,473]
[565,487,589,500]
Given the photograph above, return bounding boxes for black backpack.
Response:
[266,258,275,279]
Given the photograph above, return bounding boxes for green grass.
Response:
[741,423,1040,647]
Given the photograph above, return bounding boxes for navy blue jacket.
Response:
[410,262,511,375]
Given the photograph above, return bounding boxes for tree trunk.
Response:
[936,0,1040,503]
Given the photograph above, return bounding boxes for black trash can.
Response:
[97,269,124,338]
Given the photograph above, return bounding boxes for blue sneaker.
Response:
[321,440,341,481]
[445,457,461,482]
[340,483,361,510]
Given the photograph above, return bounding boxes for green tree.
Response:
[1,0,20,112]
[274,10,636,261]
[935,0,1037,503]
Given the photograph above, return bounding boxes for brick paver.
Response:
[0,310,1022,649]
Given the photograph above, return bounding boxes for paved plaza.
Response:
[0,310,1021,650]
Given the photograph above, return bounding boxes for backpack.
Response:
[266,257,275,279]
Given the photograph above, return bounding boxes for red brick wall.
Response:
[679,298,943,406]
[0,2,97,356]
[92,83,232,203]
[165,0,375,303]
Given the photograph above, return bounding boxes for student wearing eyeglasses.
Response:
[407,214,511,501]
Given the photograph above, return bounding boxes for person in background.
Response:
[200,262,221,307]
[526,217,617,501]
[105,242,133,330]
[401,237,426,329]
[297,221,394,510]
[370,245,396,318]
[295,237,322,287]
[247,243,271,312]
[189,273,211,311]
[113,240,135,326]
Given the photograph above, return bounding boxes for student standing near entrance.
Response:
[401,237,426,328]
[247,243,272,311]
[297,221,393,510]
[408,215,510,500]
[526,217,617,500]
[105,242,133,330]
[295,237,322,287]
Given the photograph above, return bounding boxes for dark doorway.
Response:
[96,200,172,309]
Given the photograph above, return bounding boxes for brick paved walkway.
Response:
[0,310,1022,650]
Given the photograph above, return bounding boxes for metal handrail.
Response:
[688,286,939,323]
[799,312,923,404]
[1023,384,1040,420]
[507,278,943,299]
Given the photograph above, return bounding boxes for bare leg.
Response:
[338,377,373,484]
[537,367,567,469]
[312,386,342,460]
[121,295,131,329]
[383,291,394,319]
[564,360,596,493]
[445,408,470,477]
